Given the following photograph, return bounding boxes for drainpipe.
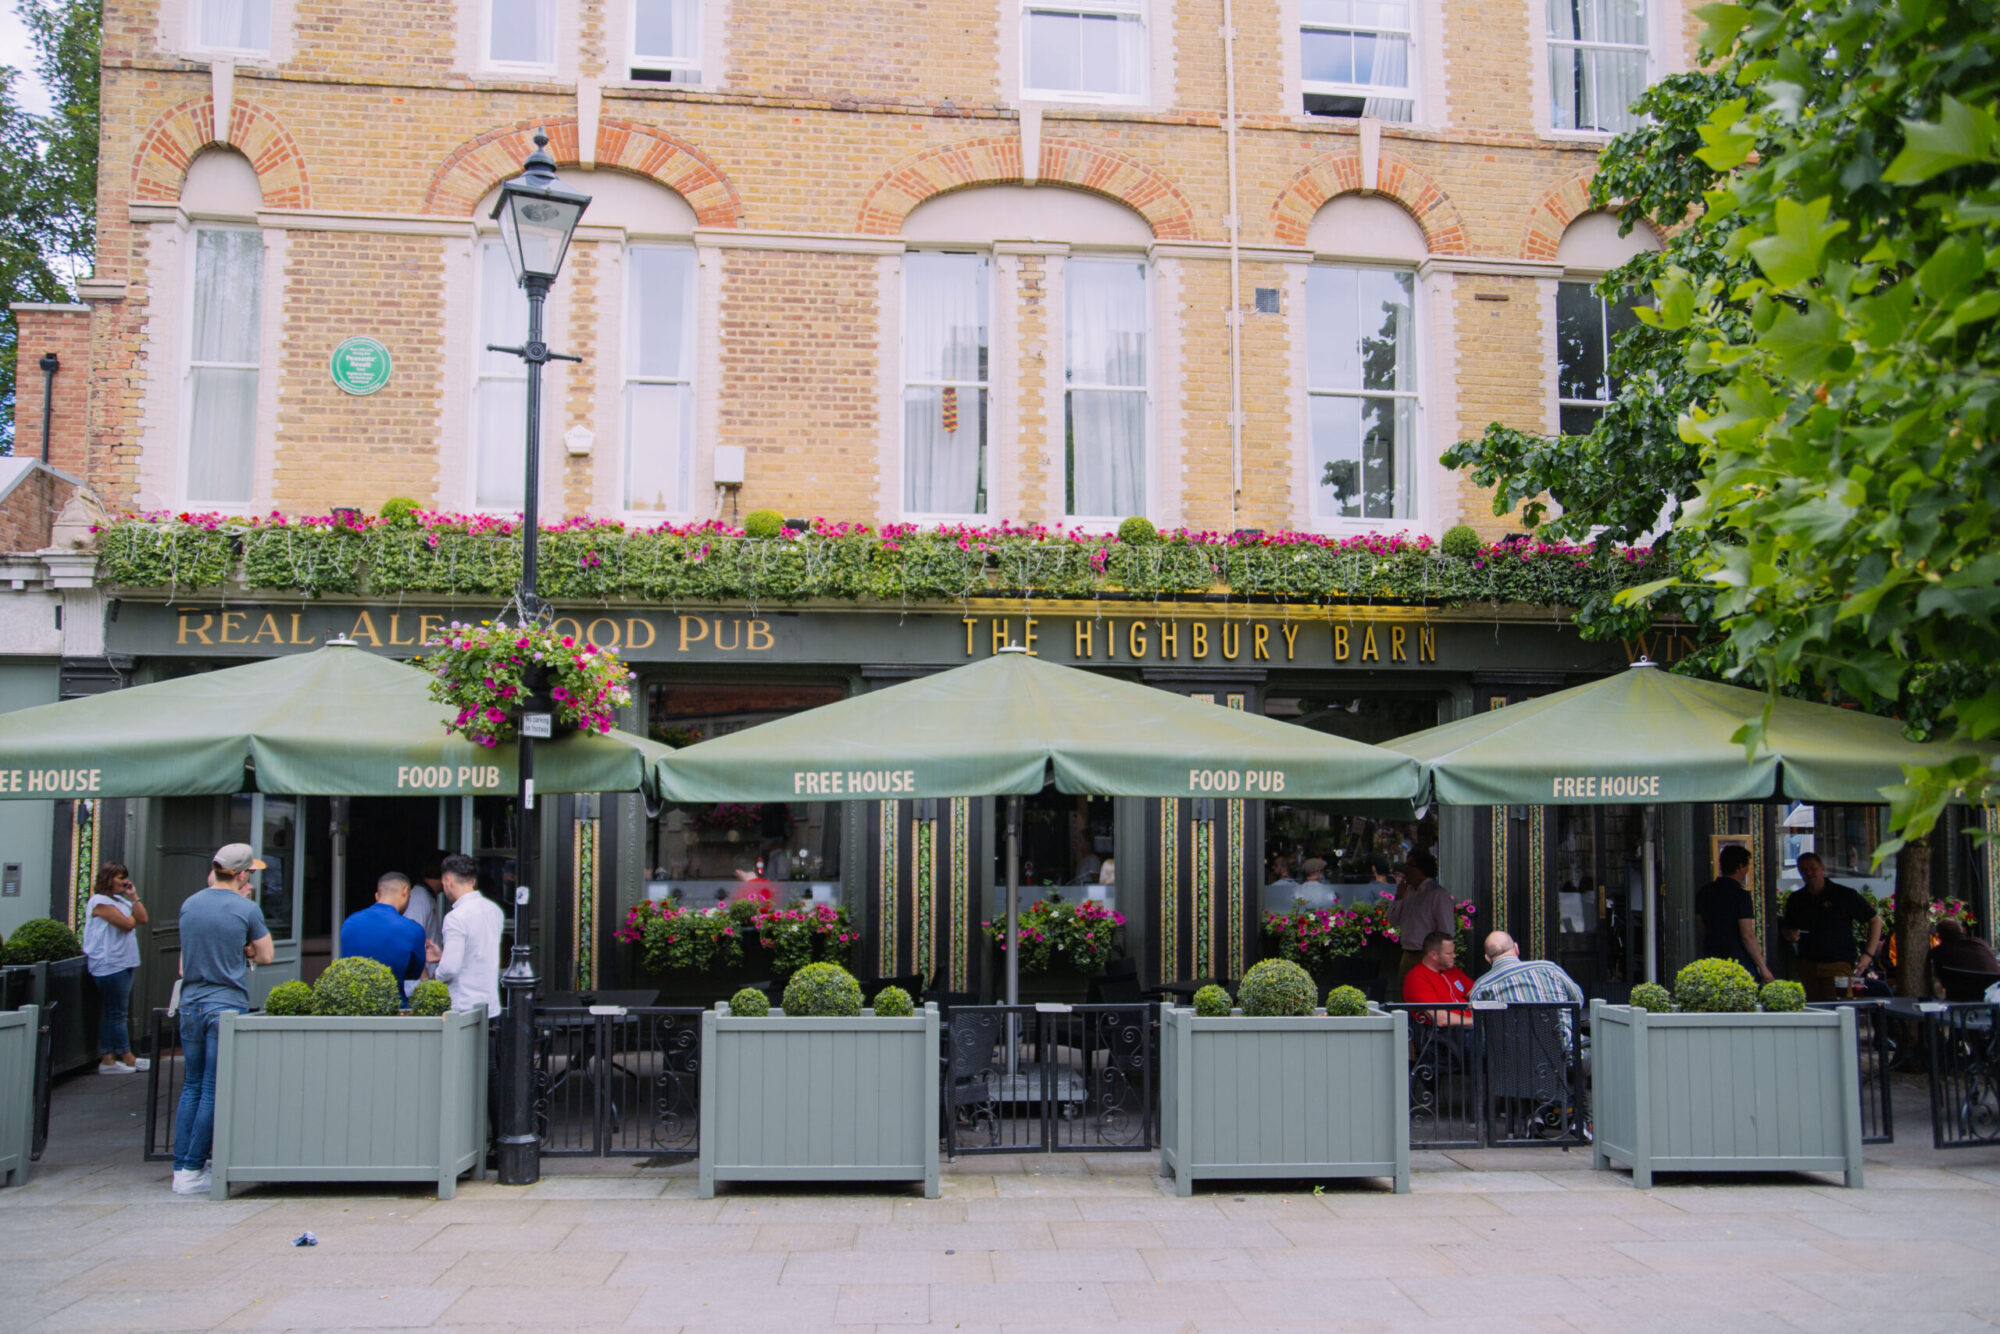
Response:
[1220,2,1244,529]
[38,352,59,464]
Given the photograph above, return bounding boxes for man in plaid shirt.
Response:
[1469,932,1585,1037]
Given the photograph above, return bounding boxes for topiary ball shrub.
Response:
[1674,958,1758,1014]
[1439,524,1481,560]
[728,986,770,1017]
[310,957,401,1017]
[743,509,786,540]
[1237,958,1317,1017]
[1759,979,1807,1013]
[781,962,862,1017]
[1117,515,1158,544]
[378,496,422,527]
[1627,982,1674,1012]
[1323,985,1370,1017]
[872,985,915,1018]
[0,917,82,965]
[264,980,315,1017]
[1192,984,1233,1017]
[409,979,452,1017]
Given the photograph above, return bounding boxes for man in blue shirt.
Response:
[173,843,273,1196]
[340,873,429,990]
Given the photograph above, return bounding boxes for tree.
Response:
[0,0,99,452]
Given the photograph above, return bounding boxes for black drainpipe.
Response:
[37,351,60,463]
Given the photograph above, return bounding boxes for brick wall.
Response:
[8,305,92,477]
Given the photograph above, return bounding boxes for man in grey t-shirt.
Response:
[171,843,273,1196]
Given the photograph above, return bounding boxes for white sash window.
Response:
[631,0,701,81]
[488,0,555,70]
[197,0,270,52]
[473,240,531,510]
[1065,257,1148,519]
[1023,0,1147,101]
[1301,0,1413,122]
[1556,280,1645,435]
[903,252,990,517]
[185,227,263,504]
[1307,265,1417,522]
[624,245,698,514]
[1548,0,1650,134]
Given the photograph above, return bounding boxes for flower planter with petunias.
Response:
[418,620,633,747]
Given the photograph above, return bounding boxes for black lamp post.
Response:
[486,128,589,1188]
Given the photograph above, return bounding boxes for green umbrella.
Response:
[654,648,1421,803]
[0,642,668,799]
[1381,660,1965,807]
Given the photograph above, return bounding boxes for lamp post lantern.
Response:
[486,128,589,1188]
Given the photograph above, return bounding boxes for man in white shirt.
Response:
[427,853,502,1017]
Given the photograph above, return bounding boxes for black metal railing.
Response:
[532,1005,702,1158]
[1924,1001,2000,1150]
[944,1003,1154,1157]
[30,1001,53,1160]
[1385,1002,1587,1149]
[1808,999,1896,1145]
[143,1007,184,1162]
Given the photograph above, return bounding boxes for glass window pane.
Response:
[1301,29,1355,84]
[1560,403,1604,437]
[475,378,527,509]
[479,243,528,378]
[1596,0,1648,45]
[490,0,550,64]
[1026,11,1081,91]
[634,0,698,60]
[1067,388,1145,516]
[1310,393,1361,518]
[905,253,988,384]
[1065,259,1146,388]
[1358,395,1413,519]
[1358,268,1413,393]
[259,797,296,942]
[629,246,694,380]
[192,229,262,364]
[1076,13,1143,95]
[625,382,692,512]
[1556,280,1605,400]
[1306,265,1359,391]
[1547,0,1583,42]
[202,0,269,49]
[904,385,987,514]
[187,368,258,503]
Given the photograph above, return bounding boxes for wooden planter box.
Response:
[698,1003,939,1198]
[1590,1000,1864,1188]
[1160,1005,1410,1196]
[209,1007,488,1200]
[0,1006,36,1187]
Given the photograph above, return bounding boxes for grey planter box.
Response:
[0,1006,36,1187]
[1160,1006,1410,1196]
[1590,1000,1864,1188]
[1,959,92,1077]
[209,1006,489,1200]
[699,1003,940,1198]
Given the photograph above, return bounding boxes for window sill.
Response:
[185,46,275,62]
[1020,90,1148,108]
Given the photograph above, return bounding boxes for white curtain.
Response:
[903,253,988,514]
[625,246,696,513]
[201,0,269,50]
[186,229,263,504]
[1027,6,1145,97]
[1360,22,1412,122]
[490,0,552,65]
[1548,0,1649,133]
[1066,258,1146,517]
[633,0,699,63]
[475,243,529,510]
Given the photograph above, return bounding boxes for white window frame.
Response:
[1020,0,1149,105]
[481,0,558,76]
[187,0,274,58]
[1305,261,1421,529]
[471,238,531,513]
[628,0,702,82]
[1555,277,1649,434]
[1299,1,1417,122]
[621,242,699,517]
[180,223,265,509]
[1545,0,1653,137]
[1062,253,1151,525]
[900,249,993,522]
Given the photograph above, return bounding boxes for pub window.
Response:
[630,0,700,81]
[184,226,264,505]
[903,251,990,517]
[1307,264,1417,522]
[1064,256,1148,520]
[1301,0,1414,122]
[195,0,271,53]
[1555,280,1645,436]
[624,244,698,514]
[1022,0,1147,102]
[1547,0,1650,135]
[473,239,531,510]
[486,0,555,70]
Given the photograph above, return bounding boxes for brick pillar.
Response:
[562,242,601,517]
[8,303,92,474]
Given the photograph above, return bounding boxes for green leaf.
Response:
[1693,2,1753,54]
[1883,96,2000,184]
[1746,197,1847,288]
[1760,302,1849,379]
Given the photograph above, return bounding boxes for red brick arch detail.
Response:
[421,118,741,226]
[132,96,311,208]
[855,136,1198,240]
[1521,172,1670,261]
[1270,150,1467,254]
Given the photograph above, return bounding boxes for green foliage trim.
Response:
[1627,982,1674,1012]
[780,962,863,1017]
[1,917,81,964]
[1237,958,1317,1018]
[409,979,452,1017]
[871,985,915,1017]
[310,956,401,1017]
[1191,983,1233,1016]
[1323,984,1370,1017]
[1758,979,1806,1014]
[1673,958,1758,1014]
[727,986,770,1017]
[262,980,315,1016]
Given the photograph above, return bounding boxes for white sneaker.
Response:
[98,1062,132,1075]
[128,1057,151,1072]
[171,1169,211,1195]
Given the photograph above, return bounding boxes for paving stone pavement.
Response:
[4,1072,1997,1333]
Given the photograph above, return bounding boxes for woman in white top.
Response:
[82,862,149,1073]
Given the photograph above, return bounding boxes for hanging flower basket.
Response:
[420,621,634,747]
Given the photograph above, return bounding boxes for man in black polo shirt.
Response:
[1781,852,1882,1001]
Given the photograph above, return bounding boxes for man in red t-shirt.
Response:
[1402,931,1474,1025]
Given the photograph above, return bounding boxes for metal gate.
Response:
[143,1008,183,1161]
[1925,1002,2000,1149]
[533,1005,702,1158]
[944,1004,1154,1157]
[1809,1000,1896,1144]
[1388,1003,1587,1149]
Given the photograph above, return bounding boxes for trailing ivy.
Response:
[90,512,1670,625]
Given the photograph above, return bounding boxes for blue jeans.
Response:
[91,967,135,1058]
[172,1001,232,1171]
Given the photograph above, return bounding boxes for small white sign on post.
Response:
[521,712,553,739]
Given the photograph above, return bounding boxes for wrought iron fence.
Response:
[1924,1002,2000,1150]
[1384,1002,1587,1149]
[944,1003,1154,1157]
[532,1005,702,1158]
[1808,999,1896,1145]
[143,1007,184,1161]
[30,1001,52,1160]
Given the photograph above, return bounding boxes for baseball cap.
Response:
[213,843,267,874]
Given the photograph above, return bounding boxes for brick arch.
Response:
[132,96,310,209]
[855,136,1198,240]
[421,118,741,226]
[1521,172,1666,260]
[1270,150,1467,255]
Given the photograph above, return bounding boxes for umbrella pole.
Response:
[1644,804,1659,986]
[1005,794,1022,1080]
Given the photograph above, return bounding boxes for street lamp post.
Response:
[487,128,590,1188]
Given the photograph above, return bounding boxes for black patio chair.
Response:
[942,1007,1006,1154]
[1090,958,1146,1005]
[1940,966,2000,1003]
[1482,1004,1579,1140]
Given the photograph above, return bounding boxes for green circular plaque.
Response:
[329,337,393,396]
